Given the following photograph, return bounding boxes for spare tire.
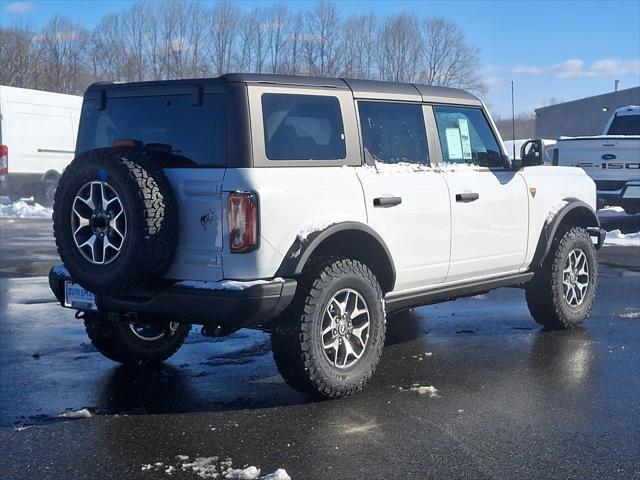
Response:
[53,147,178,294]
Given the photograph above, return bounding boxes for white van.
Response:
[0,86,82,206]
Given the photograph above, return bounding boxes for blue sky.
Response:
[1,0,639,117]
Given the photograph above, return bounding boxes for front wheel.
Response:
[85,313,190,365]
[526,227,597,329]
[271,259,386,399]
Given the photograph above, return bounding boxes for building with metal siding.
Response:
[535,86,640,139]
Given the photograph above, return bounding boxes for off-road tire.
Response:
[36,179,58,207]
[526,227,597,329]
[53,147,178,294]
[271,259,386,399]
[85,313,190,365]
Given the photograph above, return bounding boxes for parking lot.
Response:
[0,216,639,480]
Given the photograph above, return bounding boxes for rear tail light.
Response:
[228,192,258,253]
[0,145,8,176]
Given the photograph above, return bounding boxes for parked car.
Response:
[48,74,605,399]
[554,105,640,214]
[504,138,556,164]
[0,86,82,206]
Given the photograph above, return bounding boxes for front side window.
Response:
[261,94,346,160]
[434,106,503,168]
[358,101,429,165]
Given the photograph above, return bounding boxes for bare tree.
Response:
[0,25,40,89]
[377,13,421,83]
[207,0,240,75]
[341,12,376,79]
[3,0,491,100]
[284,11,305,74]
[305,1,342,76]
[266,3,290,74]
[419,17,487,95]
[35,15,89,93]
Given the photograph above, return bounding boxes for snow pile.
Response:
[142,456,291,480]
[176,278,284,291]
[598,206,629,218]
[604,229,640,247]
[412,352,433,362]
[545,200,568,224]
[261,470,291,480]
[363,160,477,175]
[409,385,439,397]
[398,384,439,397]
[295,215,352,242]
[0,200,52,218]
[59,408,92,419]
[226,466,261,479]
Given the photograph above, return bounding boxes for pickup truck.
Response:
[554,105,640,214]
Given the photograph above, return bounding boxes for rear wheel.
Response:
[526,227,597,329]
[271,259,386,399]
[84,313,190,365]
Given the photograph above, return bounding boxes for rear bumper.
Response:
[49,266,297,329]
[597,181,640,210]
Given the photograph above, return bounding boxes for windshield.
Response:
[607,114,640,135]
[77,93,226,167]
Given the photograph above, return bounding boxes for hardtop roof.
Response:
[86,73,482,106]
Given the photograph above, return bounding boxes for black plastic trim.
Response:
[48,267,297,328]
[385,272,534,313]
[531,199,600,269]
[275,221,397,291]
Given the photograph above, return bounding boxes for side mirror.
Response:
[520,139,544,167]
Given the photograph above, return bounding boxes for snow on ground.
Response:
[142,456,291,479]
[603,229,640,247]
[58,408,92,419]
[398,384,439,397]
[598,206,629,218]
[0,200,52,218]
[176,278,284,291]
[619,309,640,319]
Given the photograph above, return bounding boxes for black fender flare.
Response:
[275,221,397,292]
[531,199,600,270]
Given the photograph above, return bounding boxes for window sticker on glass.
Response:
[458,118,473,161]
[445,127,463,160]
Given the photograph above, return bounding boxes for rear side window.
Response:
[77,94,226,167]
[434,106,503,168]
[607,115,640,135]
[261,94,346,160]
[358,101,428,165]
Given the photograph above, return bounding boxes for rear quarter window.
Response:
[77,93,226,167]
[261,93,346,161]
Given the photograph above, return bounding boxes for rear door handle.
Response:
[373,196,402,207]
[455,192,479,203]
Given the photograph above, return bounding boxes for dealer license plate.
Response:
[64,282,97,310]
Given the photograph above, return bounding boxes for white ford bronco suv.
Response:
[49,74,605,399]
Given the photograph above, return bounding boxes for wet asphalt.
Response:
[0,218,639,480]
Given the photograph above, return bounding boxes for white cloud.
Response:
[4,1,34,14]
[487,58,640,79]
[484,76,506,88]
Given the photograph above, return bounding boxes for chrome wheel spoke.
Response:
[562,248,590,307]
[71,180,126,265]
[321,288,370,369]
